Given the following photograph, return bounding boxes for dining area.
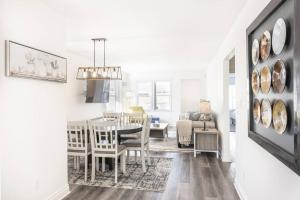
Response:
[67,112,155,186]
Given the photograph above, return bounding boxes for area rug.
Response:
[68,157,173,192]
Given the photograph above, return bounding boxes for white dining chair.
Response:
[121,117,151,173]
[103,112,122,123]
[67,121,91,182]
[89,120,127,184]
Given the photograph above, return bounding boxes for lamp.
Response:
[76,38,122,80]
[199,100,212,131]
[199,100,211,114]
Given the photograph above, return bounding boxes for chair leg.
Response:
[127,150,130,164]
[141,150,146,173]
[102,157,105,172]
[96,157,99,172]
[91,155,95,182]
[146,144,150,165]
[77,156,80,171]
[115,156,118,184]
[84,156,88,182]
[134,150,137,163]
[73,156,77,169]
[121,154,126,173]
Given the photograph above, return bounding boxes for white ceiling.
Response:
[42,0,247,72]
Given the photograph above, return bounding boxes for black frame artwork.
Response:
[247,0,300,175]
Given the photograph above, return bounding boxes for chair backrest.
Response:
[103,112,122,123]
[122,113,144,126]
[89,120,119,153]
[67,121,88,151]
[141,117,151,145]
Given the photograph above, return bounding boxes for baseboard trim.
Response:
[218,150,231,162]
[46,184,69,200]
[234,179,247,200]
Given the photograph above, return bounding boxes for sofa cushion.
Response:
[189,112,201,121]
[192,121,205,128]
[199,113,213,121]
[205,121,216,128]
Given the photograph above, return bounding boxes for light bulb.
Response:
[82,70,87,78]
[92,70,97,78]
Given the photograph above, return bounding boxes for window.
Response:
[136,81,171,111]
[155,81,171,110]
[107,80,122,112]
[137,81,153,111]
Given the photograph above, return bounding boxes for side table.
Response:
[193,128,219,158]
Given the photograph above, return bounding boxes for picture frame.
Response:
[5,40,67,83]
[247,0,300,175]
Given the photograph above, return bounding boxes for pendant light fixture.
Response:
[76,38,122,80]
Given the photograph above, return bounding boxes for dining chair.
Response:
[121,113,144,139]
[121,117,151,173]
[67,121,91,182]
[89,120,127,184]
[103,112,122,123]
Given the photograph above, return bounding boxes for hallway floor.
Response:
[63,152,239,200]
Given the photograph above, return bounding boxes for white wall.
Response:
[66,51,107,121]
[207,0,300,199]
[130,69,207,125]
[0,0,69,199]
[181,79,205,112]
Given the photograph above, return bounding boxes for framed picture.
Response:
[247,0,300,175]
[5,40,67,83]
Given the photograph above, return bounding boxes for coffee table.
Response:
[150,123,168,138]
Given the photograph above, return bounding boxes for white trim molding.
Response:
[234,178,248,200]
[46,184,69,200]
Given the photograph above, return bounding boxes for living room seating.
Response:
[177,100,217,148]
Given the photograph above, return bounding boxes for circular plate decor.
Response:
[272,100,287,135]
[252,39,260,65]
[261,99,272,128]
[251,69,260,95]
[260,66,272,94]
[272,60,286,93]
[253,99,261,124]
[272,18,287,55]
[260,31,272,61]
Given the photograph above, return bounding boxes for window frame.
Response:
[136,80,154,111]
[154,80,172,111]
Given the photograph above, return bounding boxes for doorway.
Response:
[228,56,236,161]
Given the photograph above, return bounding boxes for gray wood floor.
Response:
[63,152,240,200]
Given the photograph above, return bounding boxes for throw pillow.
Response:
[199,113,212,121]
[189,112,201,121]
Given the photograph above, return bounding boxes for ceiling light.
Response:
[76,38,122,80]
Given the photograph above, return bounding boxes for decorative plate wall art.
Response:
[260,66,272,94]
[261,99,272,128]
[253,99,261,124]
[272,18,287,55]
[247,0,300,176]
[272,100,287,134]
[251,69,260,95]
[5,40,67,83]
[252,39,260,65]
[272,60,286,93]
[260,31,272,61]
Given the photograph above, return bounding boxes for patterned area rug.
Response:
[68,157,173,192]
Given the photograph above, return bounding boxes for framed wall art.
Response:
[247,0,300,175]
[5,40,67,83]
